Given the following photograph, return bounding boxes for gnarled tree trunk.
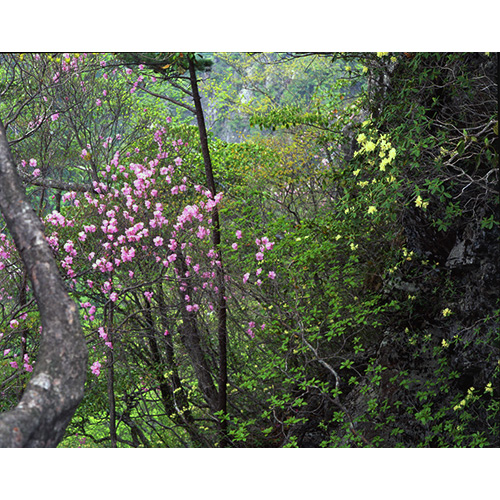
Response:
[0,120,87,447]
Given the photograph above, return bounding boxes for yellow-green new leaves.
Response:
[415,195,429,209]
[348,128,403,229]
[355,130,397,171]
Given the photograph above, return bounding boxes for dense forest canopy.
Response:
[0,52,498,449]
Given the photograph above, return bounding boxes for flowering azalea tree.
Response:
[1,117,280,445]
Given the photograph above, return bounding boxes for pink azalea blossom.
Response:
[268,271,277,279]
[91,361,101,376]
[197,226,209,239]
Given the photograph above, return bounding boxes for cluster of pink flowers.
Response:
[0,233,13,271]
[23,353,33,372]
[59,52,86,73]
[46,210,70,227]
[91,361,101,376]
[238,236,277,288]
[2,345,33,372]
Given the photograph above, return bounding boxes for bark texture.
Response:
[0,120,87,447]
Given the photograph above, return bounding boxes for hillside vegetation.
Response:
[0,52,498,447]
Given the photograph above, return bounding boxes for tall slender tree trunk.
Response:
[188,56,228,446]
[106,303,117,447]
[175,250,219,410]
